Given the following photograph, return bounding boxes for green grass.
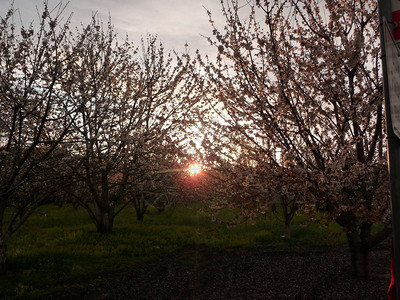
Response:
[0,203,349,299]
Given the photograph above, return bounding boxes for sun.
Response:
[187,162,201,176]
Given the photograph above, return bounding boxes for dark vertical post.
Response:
[378,1,400,299]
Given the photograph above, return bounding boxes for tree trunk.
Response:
[349,247,371,278]
[94,202,115,234]
[92,170,115,233]
[133,196,148,222]
[285,222,291,239]
[347,232,371,278]
[136,209,145,222]
[95,212,114,233]
[280,193,297,239]
[0,237,7,274]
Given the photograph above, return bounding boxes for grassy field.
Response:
[1,203,348,299]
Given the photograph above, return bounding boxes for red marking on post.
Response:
[393,10,400,41]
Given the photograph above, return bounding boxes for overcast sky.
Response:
[0,0,226,55]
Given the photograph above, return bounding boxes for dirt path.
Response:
[55,242,392,299]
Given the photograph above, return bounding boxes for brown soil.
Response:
[56,241,392,300]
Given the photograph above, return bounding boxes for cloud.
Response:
[0,0,224,53]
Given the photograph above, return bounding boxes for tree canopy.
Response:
[199,0,390,277]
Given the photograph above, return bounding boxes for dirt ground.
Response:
[57,240,392,300]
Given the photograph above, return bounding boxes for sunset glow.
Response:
[187,163,201,176]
